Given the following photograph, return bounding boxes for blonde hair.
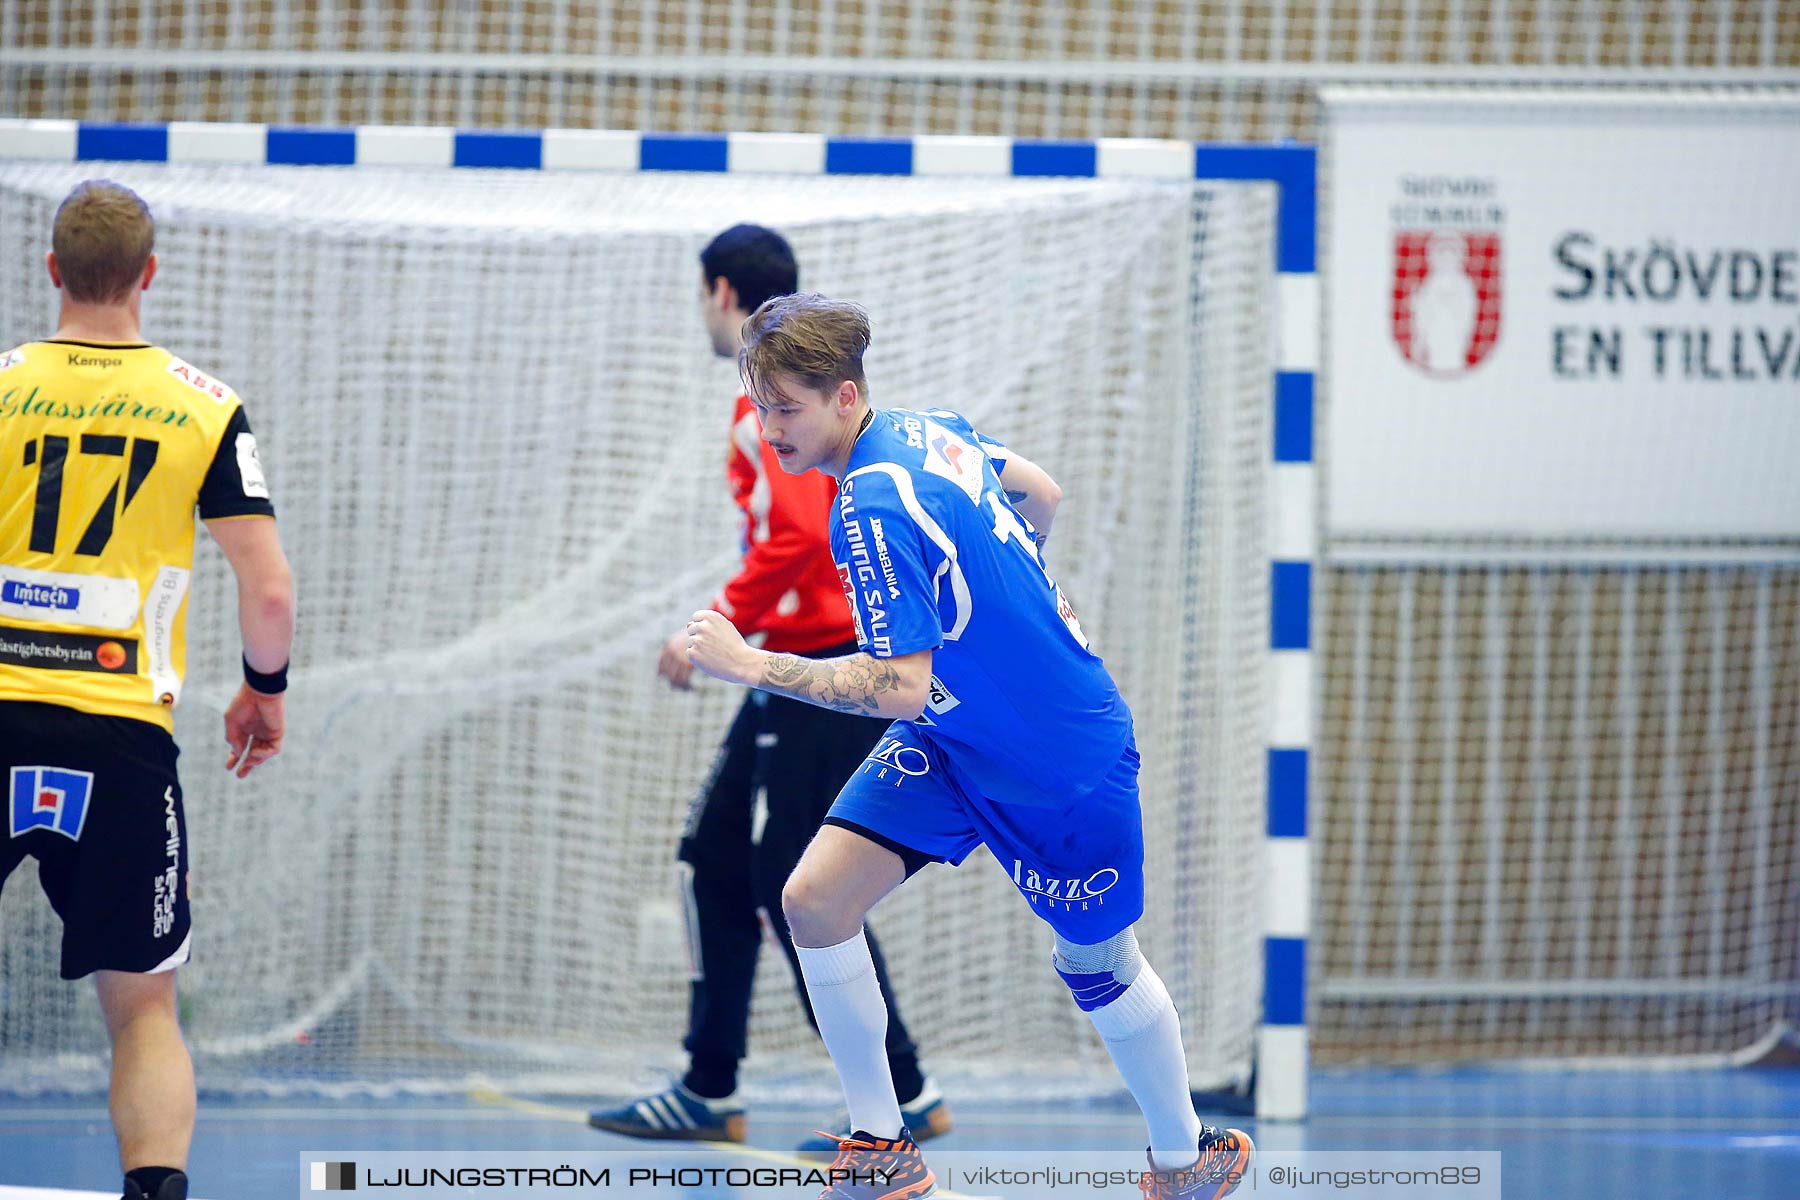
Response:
[739,292,870,404]
[53,180,154,304]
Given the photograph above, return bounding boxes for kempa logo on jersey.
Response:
[1012,860,1120,909]
[67,351,123,369]
[0,580,79,612]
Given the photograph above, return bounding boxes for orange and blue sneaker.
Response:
[815,1126,937,1199]
[1138,1126,1255,1200]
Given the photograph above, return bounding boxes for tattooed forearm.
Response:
[762,652,907,715]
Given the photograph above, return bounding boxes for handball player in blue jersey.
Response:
[684,293,1252,1200]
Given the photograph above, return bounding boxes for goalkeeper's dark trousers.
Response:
[677,671,926,1102]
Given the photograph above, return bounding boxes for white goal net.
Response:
[0,161,1274,1098]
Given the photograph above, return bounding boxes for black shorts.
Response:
[1,699,191,980]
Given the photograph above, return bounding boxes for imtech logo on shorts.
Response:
[310,1161,356,1190]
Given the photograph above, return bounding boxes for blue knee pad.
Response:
[1053,928,1144,1012]
[1056,967,1132,1011]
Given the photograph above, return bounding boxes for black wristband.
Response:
[243,655,288,695]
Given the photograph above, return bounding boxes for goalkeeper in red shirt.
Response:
[589,225,949,1151]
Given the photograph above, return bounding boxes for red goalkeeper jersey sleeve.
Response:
[711,393,858,655]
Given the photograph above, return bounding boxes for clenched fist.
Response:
[685,609,763,688]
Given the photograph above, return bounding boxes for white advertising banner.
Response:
[1324,90,1800,544]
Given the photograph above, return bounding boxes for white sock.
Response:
[1083,961,1203,1171]
[795,931,903,1139]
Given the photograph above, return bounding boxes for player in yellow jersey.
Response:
[0,181,295,1200]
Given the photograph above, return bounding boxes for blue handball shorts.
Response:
[825,720,1145,944]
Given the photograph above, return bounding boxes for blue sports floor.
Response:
[2,1068,1797,1198]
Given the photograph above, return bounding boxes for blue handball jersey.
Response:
[829,407,1133,808]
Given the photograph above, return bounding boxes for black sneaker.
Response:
[122,1171,188,1200]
